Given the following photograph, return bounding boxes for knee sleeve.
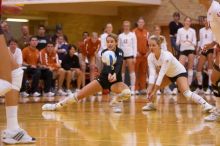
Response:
[183,90,193,100]
[11,68,24,91]
[0,79,12,96]
[212,81,220,97]
[118,89,131,101]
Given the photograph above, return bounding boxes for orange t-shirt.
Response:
[84,38,100,57]
[40,48,60,70]
[22,47,39,66]
[133,28,149,55]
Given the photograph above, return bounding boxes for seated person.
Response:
[40,41,67,96]
[21,36,54,97]
[8,39,22,67]
[62,45,83,94]
[55,35,69,61]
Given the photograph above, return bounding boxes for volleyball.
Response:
[101,50,117,66]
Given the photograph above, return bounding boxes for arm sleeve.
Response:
[176,29,181,46]
[148,55,157,84]
[132,33,137,57]
[155,57,171,86]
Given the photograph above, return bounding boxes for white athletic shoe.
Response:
[43,92,55,97]
[57,89,67,96]
[131,90,135,95]
[20,92,29,97]
[204,110,220,122]
[164,88,172,95]
[202,105,214,113]
[156,90,161,95]
[32,92,41,97]
[172,88,178,95]
[1,128,36,144]
[142,102,156,111]
[66,89,72,95]
[204,88,211,95]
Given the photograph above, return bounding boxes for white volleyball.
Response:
[101,50,117,66]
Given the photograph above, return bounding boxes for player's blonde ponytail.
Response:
[149,35,164,47]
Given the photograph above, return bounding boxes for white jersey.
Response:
[98,33,108,57]
[199,27,215,49]
[176,27,197,51]
[208,0,220,44]
[118,32,137,57]
[148,50,186,86]
[9,48,23,66]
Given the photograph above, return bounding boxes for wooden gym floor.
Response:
[0,95,219,146]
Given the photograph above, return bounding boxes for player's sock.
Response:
[56,93,78,109]
[6,106,20,131]
[188,70,193,85]
[208,69,212,87]
[122,73,125,82]
[130,72,136,90]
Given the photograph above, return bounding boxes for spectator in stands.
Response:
[51,27,68,43]
[133,17,149,95]
[8,39,22,67]
[78,31,89,87]
[82,32,101,81]
[40,41,68,96]
[18,25,31,50]
[62,45,83,94]
[21,36,54,99]
[0,20,13,43]
[169,12,183,58]
[55,35,69,61]
[36,25,50,51]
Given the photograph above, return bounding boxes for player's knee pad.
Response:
[119,89,131,101]
[183,90,193,100]
[0,79,12,96]
[11,68,24,91]
[212,81,220,97]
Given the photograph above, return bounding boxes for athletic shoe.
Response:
[66,89,72,95]
[32,92,41,97]
[1,128,36,144]
[142,102,156,111]
[139,90,146,95]
[42,94,77,111]
[43,92,55,97]
[20,92,29,97]
[172,88,178,95]
[194,88,204,95]
[57,89,67,96]
[202,105,215,113]
[164,88,172,95]
[204,110,220,122]
[204,88,212,95]
[131,90,135,95]
[135,90,140,95]
[156,90,161,95]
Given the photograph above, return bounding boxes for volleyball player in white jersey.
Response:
[176,17,197,86]
[142,35,213,112]
[195,17,216,95]
[202,0,220,122]
[118,21,137,95]
[0,4,36,144]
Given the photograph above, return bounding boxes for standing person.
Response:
[0,20,13,43]
[42,34,131,113]
[51,28,68,43]
[77,31,89,87]
[142,35,213,112]
[195,17,215,95]
[61,45,83,94]
[82,32,100,81]
[0,3,36,144]
[169,12,183,58]
[202,0,220,122]
[40,42,67,96]
[18,25,31,50]
[118,21,137,95]
[133,17,149,95]
[36,25,50,51]
[176,17,197,87]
